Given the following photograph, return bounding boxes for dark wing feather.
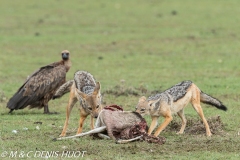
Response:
[17,62,60,91]
[7,64,66,110]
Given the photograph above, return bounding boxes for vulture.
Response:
[7,50,71,114]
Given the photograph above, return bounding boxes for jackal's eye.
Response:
[141,108,145,112]
[88,107,92,110]
[96,104,99,108]
[149,103,152,107]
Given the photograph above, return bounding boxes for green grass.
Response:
[0,0,240,159]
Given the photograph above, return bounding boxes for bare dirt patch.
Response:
[165,115,225,135]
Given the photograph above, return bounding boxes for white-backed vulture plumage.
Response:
[7,50,71,114]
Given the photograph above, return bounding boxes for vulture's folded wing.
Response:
[7,64,66,110]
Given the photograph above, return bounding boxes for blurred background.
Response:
[1,0,240,97]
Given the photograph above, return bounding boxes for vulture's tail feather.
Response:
[7,89,30,111]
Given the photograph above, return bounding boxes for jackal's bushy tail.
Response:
[200,92,227,111]
[52,80,74,99]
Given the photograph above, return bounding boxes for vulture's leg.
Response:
[43,104,58,114]
[43,104,50,114]
[9,109,14,113]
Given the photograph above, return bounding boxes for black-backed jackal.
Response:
[135,81,227,137]
[53,71,102,137]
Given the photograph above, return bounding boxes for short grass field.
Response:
[0,0,240,159]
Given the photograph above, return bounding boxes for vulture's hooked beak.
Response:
[62,51,69,60]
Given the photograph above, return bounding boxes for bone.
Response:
[97,133,110,139]
[56,126,106,140]
[116,135,143,144]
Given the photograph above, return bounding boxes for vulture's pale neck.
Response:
[63,59,71,72]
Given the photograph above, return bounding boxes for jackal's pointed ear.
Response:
[148,99,159,107]
[76,89,87,99]
[93,82,101,95]
[139,96,146,102]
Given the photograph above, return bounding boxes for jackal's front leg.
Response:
[148,116,159,135]
[90,115,94,130]
[76,114,88,134]
[154,115,173,137]
[177,109,187,134]
[59,94,77,137]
